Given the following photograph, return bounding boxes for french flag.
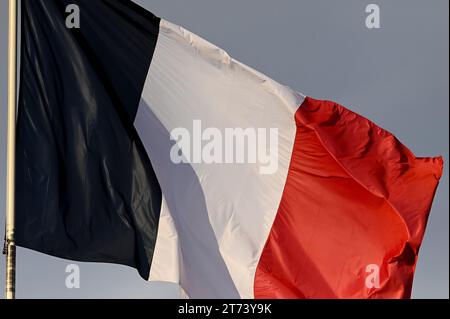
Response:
[15,0,443,298]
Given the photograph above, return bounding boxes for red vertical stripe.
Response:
[254,97,443,299]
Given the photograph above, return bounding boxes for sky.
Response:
[0,0,448,298]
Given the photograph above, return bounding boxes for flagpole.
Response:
[5,0,17,300]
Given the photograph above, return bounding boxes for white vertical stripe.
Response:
[135,19,304,298]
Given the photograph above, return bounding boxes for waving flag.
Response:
[15,0,443,298]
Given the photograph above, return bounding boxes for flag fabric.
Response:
[15,0,443,299]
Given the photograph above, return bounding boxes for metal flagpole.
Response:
[4,0,17,300]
